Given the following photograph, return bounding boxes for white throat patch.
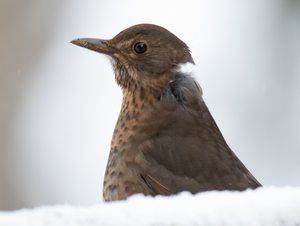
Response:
[175,62,196,75]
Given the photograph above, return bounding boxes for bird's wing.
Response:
[135,101,261,195]
[135,146,205,195]
[140,173,172,195]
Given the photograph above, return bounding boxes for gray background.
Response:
[0,0,299,210]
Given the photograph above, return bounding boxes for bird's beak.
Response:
[70,38,114,55]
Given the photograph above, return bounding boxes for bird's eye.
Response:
[133,42,147,54]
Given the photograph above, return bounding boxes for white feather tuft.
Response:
[175,62,196,75]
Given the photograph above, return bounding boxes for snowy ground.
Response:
[0,187,300,226]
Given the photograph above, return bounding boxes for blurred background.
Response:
[0,0,299,210]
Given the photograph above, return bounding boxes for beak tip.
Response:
[70,39,80,46]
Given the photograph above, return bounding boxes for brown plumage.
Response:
[71,24,261,201]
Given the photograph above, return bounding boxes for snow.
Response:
[1,187,300,226]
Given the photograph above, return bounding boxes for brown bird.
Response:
[71,24,261,201]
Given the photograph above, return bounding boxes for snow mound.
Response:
[1,187,300,226]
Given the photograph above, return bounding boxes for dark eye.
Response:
[133,42,147,54]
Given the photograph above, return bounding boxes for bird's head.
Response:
[71,24,194,93]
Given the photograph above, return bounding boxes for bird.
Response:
[71,24,261,201]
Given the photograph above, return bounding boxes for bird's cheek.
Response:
[143,58,171,74]
[112,53,129,66]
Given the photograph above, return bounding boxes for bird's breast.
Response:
[110,93,183,150]
[103,94,179,200]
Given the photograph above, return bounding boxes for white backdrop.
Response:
[0,0,299,210]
